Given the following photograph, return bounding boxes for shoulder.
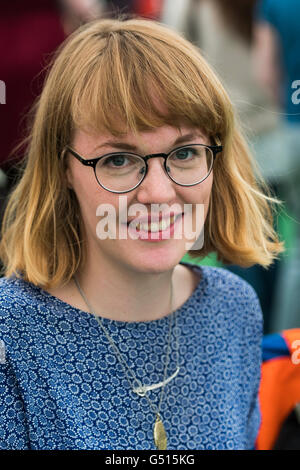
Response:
[184,263,263,327]
[199,266,263,362]
[187,263,260,303]
[0,275,36,304]
[0,276,27,307]
[204,265,263,338]
[0,275,46,324]
[0,276,57,360]
[206,265,258,292]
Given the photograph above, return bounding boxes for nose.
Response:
[135,157,177,204]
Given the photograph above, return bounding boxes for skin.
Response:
[47,123,213,322]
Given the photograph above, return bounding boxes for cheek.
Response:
[68,170,104,224]
[68,163,101,206]
[182,174,213,205]
[201,173,213,202]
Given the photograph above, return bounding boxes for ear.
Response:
[66,166,74,190]
[61,148,74,190]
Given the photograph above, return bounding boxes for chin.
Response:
[127,246,185,274]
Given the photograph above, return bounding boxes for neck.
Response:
[74,249,176,323]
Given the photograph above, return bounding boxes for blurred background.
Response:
[0,0,299,335]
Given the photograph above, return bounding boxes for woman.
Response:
[0,18,283,450]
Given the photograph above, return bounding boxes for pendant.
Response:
[153,414,167,450]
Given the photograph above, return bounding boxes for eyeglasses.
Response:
[64,142,222,194]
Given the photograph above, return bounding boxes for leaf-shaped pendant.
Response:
[153,414,167,450]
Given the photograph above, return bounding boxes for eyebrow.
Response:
[92,132,205,154]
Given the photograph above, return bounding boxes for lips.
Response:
[126,212,183,226]
[125,213,184,237]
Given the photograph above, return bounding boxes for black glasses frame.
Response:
[64,143,223,194]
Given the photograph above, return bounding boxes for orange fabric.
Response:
[282,329,300,357]
[256,329,300,450]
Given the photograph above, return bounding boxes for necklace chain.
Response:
[73,275,180,443]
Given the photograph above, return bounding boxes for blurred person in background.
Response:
[132,0,164,19]
[59,0,105,34]
[0,1,65,188]
[0,0,105,216]
[253,0,300,333]
[161,0,281,334]
[84,0,163,22]
[59,0,159,33]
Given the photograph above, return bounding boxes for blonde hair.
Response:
[0,17,284,288]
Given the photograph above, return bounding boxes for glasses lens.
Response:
[167,145,213,185]
[96,153,146,192]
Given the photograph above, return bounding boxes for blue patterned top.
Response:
[0,262,262,450]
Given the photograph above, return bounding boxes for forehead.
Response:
[72,123,209,154]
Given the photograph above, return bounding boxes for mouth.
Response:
[133,214,181,233]
[122,213,185,242]
[127,213,183,233]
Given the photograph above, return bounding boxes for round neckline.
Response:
[18,262,205,326]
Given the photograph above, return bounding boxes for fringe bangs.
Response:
[70,27,226,138]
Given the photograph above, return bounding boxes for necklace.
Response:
[73,275,180,450]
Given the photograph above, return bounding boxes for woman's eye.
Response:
[104,155,129,167]
[173,148,196,160]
